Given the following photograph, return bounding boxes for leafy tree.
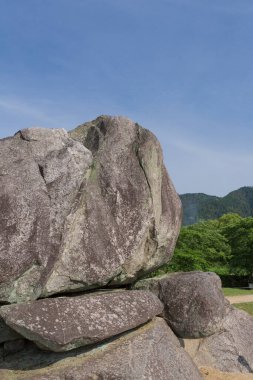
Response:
[218,213,243,227]
[148,213,253,280]
[149,219,231,276]
[222,217,253,277]
[174,221,231,274]
[165,247,210,272]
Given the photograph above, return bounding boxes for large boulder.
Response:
[183,307,253,373]
[44,116,182,296]
[0,290,163,352]
[0,116,182,303]
[0,318,203,380]
[0,128,92,304]
[133,271,230,338]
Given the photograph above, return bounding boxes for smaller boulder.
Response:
[133,271,230,338]
[183,307,253,373]
[0,290,163,352]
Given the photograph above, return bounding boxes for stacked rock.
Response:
[0,116,201,379]
[133,271,253,374]
[0,116,252,379]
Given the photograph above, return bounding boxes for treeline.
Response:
[151,213,253,279]
[180,186,253,225]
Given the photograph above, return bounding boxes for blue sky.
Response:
[0,0,253,196]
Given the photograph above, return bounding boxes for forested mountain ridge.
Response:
[180,186,253,225]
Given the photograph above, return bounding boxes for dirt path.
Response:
[226,295,253,304]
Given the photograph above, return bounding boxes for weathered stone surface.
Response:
[183,307,253,373]
[200,367,253,380]
[133,271,230,338]
[3,339,25,356]
[0,318,203,380]
[44,116,182,296]
[0,317,21,344]
[0,116,181,303]
[0,128,92,303]
[0,290,163,352]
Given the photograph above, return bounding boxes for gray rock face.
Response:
[133,271,229,338]
[0,317,21,344]
[44,116,182,296]
[183,308,253,373]
[0,128,92,303]
[3,339,25,356]
[0,290,163,352]
[0,318,203,380]
[0,116,181,303]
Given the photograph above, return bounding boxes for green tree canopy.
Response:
[150,218,231,276]
[222,217,253,276]
[218,213,243,227]
[148,214,253,279]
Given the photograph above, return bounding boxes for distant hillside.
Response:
[180,186,253,225]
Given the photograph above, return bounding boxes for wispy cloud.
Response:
[171,137,253,166]
[163,0,253,14]
[166,136,253,196]
[0,98,54,124]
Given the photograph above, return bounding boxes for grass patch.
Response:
[234,302,253,316]
[223,287,253,296]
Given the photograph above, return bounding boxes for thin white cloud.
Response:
[0,97,55,125]
[171,138,253,166]
[166,136,253,196]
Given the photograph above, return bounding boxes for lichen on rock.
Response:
[0,116,181,303]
